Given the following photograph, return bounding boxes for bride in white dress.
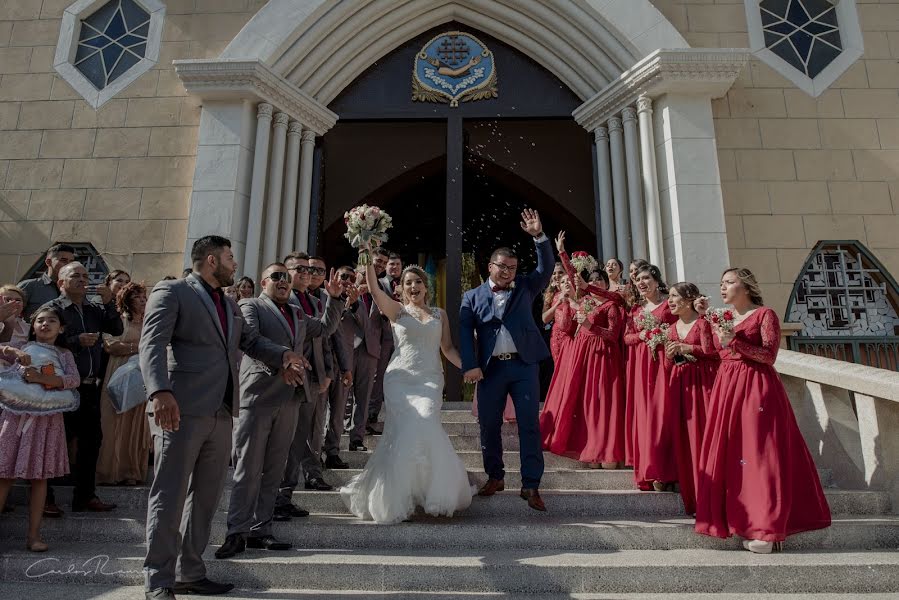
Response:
[339,256,474,524]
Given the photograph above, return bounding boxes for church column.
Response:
[295,130,316,251]
[622,107,647,261]
[608,116,631,266]
[594,126,616,261]
[263,112,289,265]
[280,121,302,258]
[637,95,665,277]
[245,102,273,280]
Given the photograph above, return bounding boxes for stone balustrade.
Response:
[778,349,899,512]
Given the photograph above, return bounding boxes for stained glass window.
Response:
[74,0,150,91]
[760,0,842,79]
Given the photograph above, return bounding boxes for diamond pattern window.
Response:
[54,0,165,109]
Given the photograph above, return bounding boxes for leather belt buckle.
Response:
[81,377,99,386]
[495,352,516,361]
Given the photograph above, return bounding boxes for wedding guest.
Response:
[44,262,123,516]
[237,276,255,300]
[140,235,304,599]
[0,305,80,552]
[605,258,626,293]
[695,268,831,553]
[309,256,353,470]
[622,259,650,308]
[18,243,75,319]
[664,282,719,515]
[96,282,149,487]
[368,251,401,430]
[105,270,131,299]
[542,235,625,468]
[0,285,29,350]
[624,263,678,491]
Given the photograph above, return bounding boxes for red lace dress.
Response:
[549,292,576,363]
[624,301,679,487]
[695,307,831,541]
[666,317,719,515]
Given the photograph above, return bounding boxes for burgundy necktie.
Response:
[278,303,295,333]
[362,292,372,311]
[211,289,228,336]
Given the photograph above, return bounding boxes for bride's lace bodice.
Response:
[387,306,443,379]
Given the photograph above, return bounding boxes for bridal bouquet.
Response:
[345,204,393,265]
[635,309,669,360]
[705,307,736,333]
[570,251,598,274]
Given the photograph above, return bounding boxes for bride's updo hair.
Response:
[400,265,431,305]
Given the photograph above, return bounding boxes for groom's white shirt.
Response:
[487,233,548,358]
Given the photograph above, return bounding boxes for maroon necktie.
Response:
[211,289,229,336]
[297,291,314,316]
[278,303,295,333]
[362,292,372,311]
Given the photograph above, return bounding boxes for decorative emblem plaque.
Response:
[412,31,497,107]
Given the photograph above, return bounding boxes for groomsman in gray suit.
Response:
[216,262,344,559]
[341,266,383,452]
[140,236,305,600]
[309,256,353,470]
[368,251,402,430]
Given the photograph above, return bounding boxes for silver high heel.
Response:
[742,539,784,554]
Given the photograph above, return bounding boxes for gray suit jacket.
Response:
[139,273,289,417]
[337,296,382,361]
[288,290,335,385]
[238,293,342,407]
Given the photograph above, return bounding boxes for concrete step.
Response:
[1,543,896,593]
[340,433,524,451]
[9,484,886,517]
[342,449,587,470]
[3,508,896,551]
[0,588,894,600]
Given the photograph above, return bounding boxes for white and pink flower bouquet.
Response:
[344,204,392,265]
[705,307,736,333]
[635,309,669,360]
[570,251,598,274]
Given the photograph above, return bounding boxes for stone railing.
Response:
[777,349,899,511]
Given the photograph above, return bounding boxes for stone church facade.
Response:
[1,0,897,322]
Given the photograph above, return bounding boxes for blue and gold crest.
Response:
[412,31,497,107]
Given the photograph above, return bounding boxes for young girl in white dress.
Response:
[340,252,474,524]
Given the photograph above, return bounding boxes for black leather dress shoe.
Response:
[304,477,333,491]
[214,533,246,559]
[145,589,175,600]
[173,577,234,595]
[324,455,350,469]
[274,503,309,519]
[348,442,368,452]
[247,535,292,551]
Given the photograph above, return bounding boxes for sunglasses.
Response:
[339,272,353,281]
[289,266,312,274]
[309,267,326,275]
[266,271,290,282]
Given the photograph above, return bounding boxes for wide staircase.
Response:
[1,397,898,599]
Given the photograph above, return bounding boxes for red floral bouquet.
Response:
[635,309,669,360]
[705,307,736,333]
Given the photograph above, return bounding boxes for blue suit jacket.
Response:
[460,238,554,372]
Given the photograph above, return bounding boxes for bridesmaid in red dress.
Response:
[542,263,575,363]
[695,268,831,553]
[624,264,679,490]
[664,282,719,515]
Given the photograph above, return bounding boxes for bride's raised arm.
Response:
[362,249,403,322]
[439,308,463,369]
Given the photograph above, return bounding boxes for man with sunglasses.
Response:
[460,208,554,513]
[217,262,343,559]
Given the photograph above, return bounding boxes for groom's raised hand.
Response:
[463,368,484,384]
[520,208,543,237]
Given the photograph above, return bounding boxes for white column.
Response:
[295,130,316,252]
[594,126,615,261]
[244,102,273,280]
[280,120,302,258]
[637,95,665,276]
[608,116,631,266]
[263,111,289,265]
[622,106,648,261]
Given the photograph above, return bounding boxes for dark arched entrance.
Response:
[312,23,596,397]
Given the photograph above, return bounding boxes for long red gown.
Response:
[624,301,679,487]
[539,295,578,449]
[666,317,719,515]
[549,291,576,363]
[695,307,831,541]
[541,299,625,462]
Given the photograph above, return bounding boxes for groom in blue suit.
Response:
[460,209,553,512]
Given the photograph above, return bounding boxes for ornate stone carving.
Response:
[288,121,302,135]
[273,112,290,127]
[607,116,623,133]
[573,49,750,132]
[636,95,653,114]
[174,59,338,135]
[257,103,273,120]
[301,130,316,144]
[621,107,637,123]
[594,126,609,143]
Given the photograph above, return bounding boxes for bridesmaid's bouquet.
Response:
[575,296,599,334]
[345,204,393,265]
[705,307,735,333]
[635,309,669,360]
[570,251,598,274]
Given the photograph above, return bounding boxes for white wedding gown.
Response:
[340,306,474,524]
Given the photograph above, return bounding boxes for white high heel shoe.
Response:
[742,539,784,554]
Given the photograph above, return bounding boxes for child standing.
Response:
[0,305,80,552]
